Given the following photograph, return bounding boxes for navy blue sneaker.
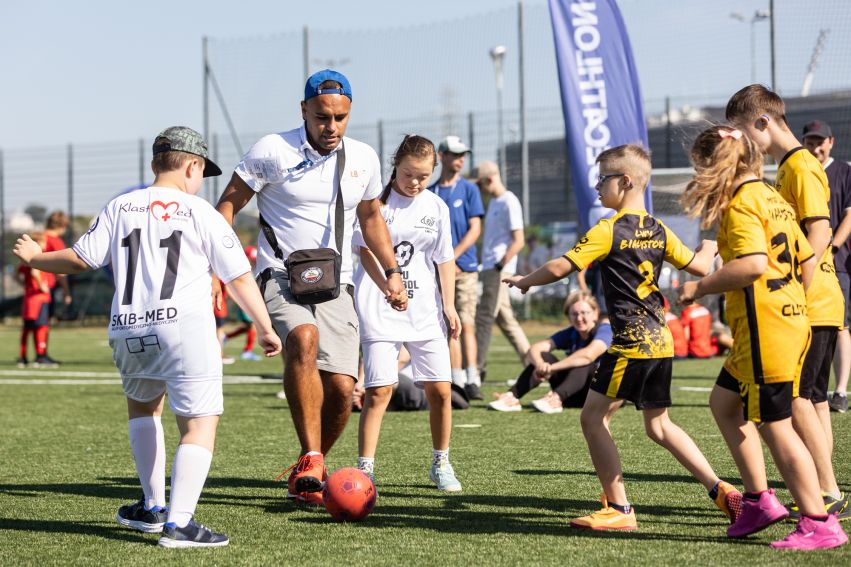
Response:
[158,518,229,548]
[116,499,167,533]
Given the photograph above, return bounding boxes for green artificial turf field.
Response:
[0,323,848,565]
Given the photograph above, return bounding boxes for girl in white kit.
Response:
[353,135,463,491]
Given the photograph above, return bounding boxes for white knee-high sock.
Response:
[128,416,166,510]
[167,443,213,528]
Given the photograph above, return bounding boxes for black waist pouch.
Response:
[285,248,341,304]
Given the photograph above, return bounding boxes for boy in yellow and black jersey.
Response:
[565,208,694,359]
[727,84,849,519]
[505,144,741,531]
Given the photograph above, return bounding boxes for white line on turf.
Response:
[0,372,271,385]
[0,370,713,392]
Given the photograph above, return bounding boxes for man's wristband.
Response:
[495,261,505,271]
[832,244,839,255]
[385,266,403,278]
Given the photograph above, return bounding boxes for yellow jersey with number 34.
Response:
[719,180,814,384]
[775,147,844,328]
[564,209,695,358]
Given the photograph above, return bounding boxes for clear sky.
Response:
[1,0,523,148]
[2,0,848,151]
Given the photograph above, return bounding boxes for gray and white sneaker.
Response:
[116,499,167,533]
[429,460,462,492]
[829,392,848,413]
[158,518,229,548]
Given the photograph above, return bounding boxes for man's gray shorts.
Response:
[260,269,359,379]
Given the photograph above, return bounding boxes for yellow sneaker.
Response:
[570,495,637,531]
[713,481,743,523]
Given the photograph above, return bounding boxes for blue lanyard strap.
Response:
[285,150,337,175]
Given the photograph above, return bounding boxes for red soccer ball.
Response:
[323,467,377,522]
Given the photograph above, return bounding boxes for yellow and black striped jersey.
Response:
[720,179,814,384]
[776,147,844,327]
[564,209,695,358]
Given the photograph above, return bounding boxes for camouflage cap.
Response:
[152,126,222,178]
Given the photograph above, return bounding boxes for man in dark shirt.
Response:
[804,120,851,413]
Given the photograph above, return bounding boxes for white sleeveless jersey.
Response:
[73,186,251,380]
[353,190,454,342]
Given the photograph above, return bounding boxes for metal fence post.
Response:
[665,96,672,168]
[67,144,74,242]
[139,137,145,187]
[467,111,475,176]
[212,134,220,204]
[377,120,385,179]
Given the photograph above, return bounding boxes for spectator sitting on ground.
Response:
[488,291,612,414]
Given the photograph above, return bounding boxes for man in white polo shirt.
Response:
[215,70,404,505]
[474,161,530,379]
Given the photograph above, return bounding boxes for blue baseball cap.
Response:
[304,69,352,102]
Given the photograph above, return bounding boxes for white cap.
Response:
[437,135,471,154]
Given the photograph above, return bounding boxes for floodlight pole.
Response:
[303,26,310,81]
[769,0,776,90]
[490,45,507,180]
[518,0,529,226]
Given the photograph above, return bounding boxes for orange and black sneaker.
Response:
[570,495,637,531]
[275,453,326,503]
[713,481,743,523]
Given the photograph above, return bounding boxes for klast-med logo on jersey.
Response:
[300,266,324,284]
[151,201,179,221]
[118,200,192,221]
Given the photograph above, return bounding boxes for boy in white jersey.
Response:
[13,127,282,548]
[354,135,463,491]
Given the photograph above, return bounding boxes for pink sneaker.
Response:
[728,489,789,538]
[770,515,848,550]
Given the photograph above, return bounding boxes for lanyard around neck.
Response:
[286,148,337,175]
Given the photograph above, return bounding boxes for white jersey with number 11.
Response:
[73,186,250,380]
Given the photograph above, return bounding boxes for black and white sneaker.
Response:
[116,499,167,533]
[33,354,60,368]
[158,518,229,548]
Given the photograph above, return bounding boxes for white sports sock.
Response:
[128,416,166,510]
[167,444,212,528]
[357,457,375,472]
[433,449,449,464]
[451,368,467,387]
[466,366,481,386]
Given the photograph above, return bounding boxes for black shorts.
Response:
[798,326,837,403]
[716,368,793,423]
[23,303,50,328]
[590,353,672,410]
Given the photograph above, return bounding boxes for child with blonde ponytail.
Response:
[679,125,847,550]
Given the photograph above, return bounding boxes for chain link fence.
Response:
[2,0,850,320]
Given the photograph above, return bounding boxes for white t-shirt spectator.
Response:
[73,187,251,380]
[353,190,454,342]
[481,190,524,273]
[234,125,383,285]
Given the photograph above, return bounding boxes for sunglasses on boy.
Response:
[596,172,625,186]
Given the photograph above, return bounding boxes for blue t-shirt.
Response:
[428,177,485,272]
[549,322,613,361]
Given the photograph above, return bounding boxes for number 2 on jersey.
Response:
[635,260,660,299]
[120,228,183,305]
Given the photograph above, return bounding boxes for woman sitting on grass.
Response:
[489,291,611,413]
